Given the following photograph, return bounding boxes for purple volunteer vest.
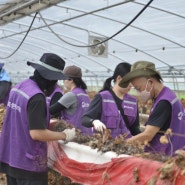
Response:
[145,86,185,156]
[61,87,93,135]
[100,91,137,138]
[0,79,50,172]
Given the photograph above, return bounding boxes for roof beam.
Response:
[0,0,65,26]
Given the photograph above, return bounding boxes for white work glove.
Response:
[92,120,106,132]
[63,128,76,142]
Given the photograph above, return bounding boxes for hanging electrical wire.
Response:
[39,0,154,48]
[0,12,38,59]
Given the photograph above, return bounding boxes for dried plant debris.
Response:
[134,152,169,163]
[55,120,185,177]
[174,150,185,171]
[133,167,139,182]
[50,120,171,163]
[48,169,82,185]
[0,104,6,130]
[51,119,144,156]
[147,176,158,185]
[159,162,174,180]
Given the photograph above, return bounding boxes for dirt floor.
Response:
[48,169,82,185]
[0,173,6,185]
[0,171,81,185]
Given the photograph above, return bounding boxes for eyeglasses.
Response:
[129,87,138,95]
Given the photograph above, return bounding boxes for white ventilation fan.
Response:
[88,36,108,57]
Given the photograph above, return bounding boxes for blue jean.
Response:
[6,175,48,185]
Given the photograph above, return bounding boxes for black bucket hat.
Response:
[119,61,162,88]
[27,53,67,80]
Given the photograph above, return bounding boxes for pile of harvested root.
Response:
[50,119,170,162]
[1,113,185,185]
[49,119,185,184]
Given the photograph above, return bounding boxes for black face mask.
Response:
[30,70,57,96]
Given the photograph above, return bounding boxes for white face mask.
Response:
[137,79,153,103]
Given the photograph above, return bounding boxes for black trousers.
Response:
[6,175,48,185]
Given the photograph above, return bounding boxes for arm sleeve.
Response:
[147,100,172,131]
[58,92,77,108]
[28,94,47,130]
[49,102,66,116]
[49,92,77,116]
[0,81,11,101]
[50,92,63,106]
[50,92,63,118]
[82,94,102,127]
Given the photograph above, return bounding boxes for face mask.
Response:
[137,79,153,103]
[31,70,57,96]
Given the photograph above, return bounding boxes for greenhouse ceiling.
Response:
[0,0,185,89]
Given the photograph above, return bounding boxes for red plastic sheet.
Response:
[48,141,185,185]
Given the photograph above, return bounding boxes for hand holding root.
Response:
[63,128,76,142]
[93,120,106,133]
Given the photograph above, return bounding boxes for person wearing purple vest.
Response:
[82,62,141,139]
[0,63,12,106]
[119,60,185,156]
[50,65,93,136]
[0,53,76,185]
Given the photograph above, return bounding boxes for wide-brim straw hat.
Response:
[119,61,161,88]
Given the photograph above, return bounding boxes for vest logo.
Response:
[7,101,21,113]
[178,110,185,121]
[124,105,134,109]
[82,102,89,108]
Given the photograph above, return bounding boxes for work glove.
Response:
[63,128,76,142]
[92,120,106,132]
